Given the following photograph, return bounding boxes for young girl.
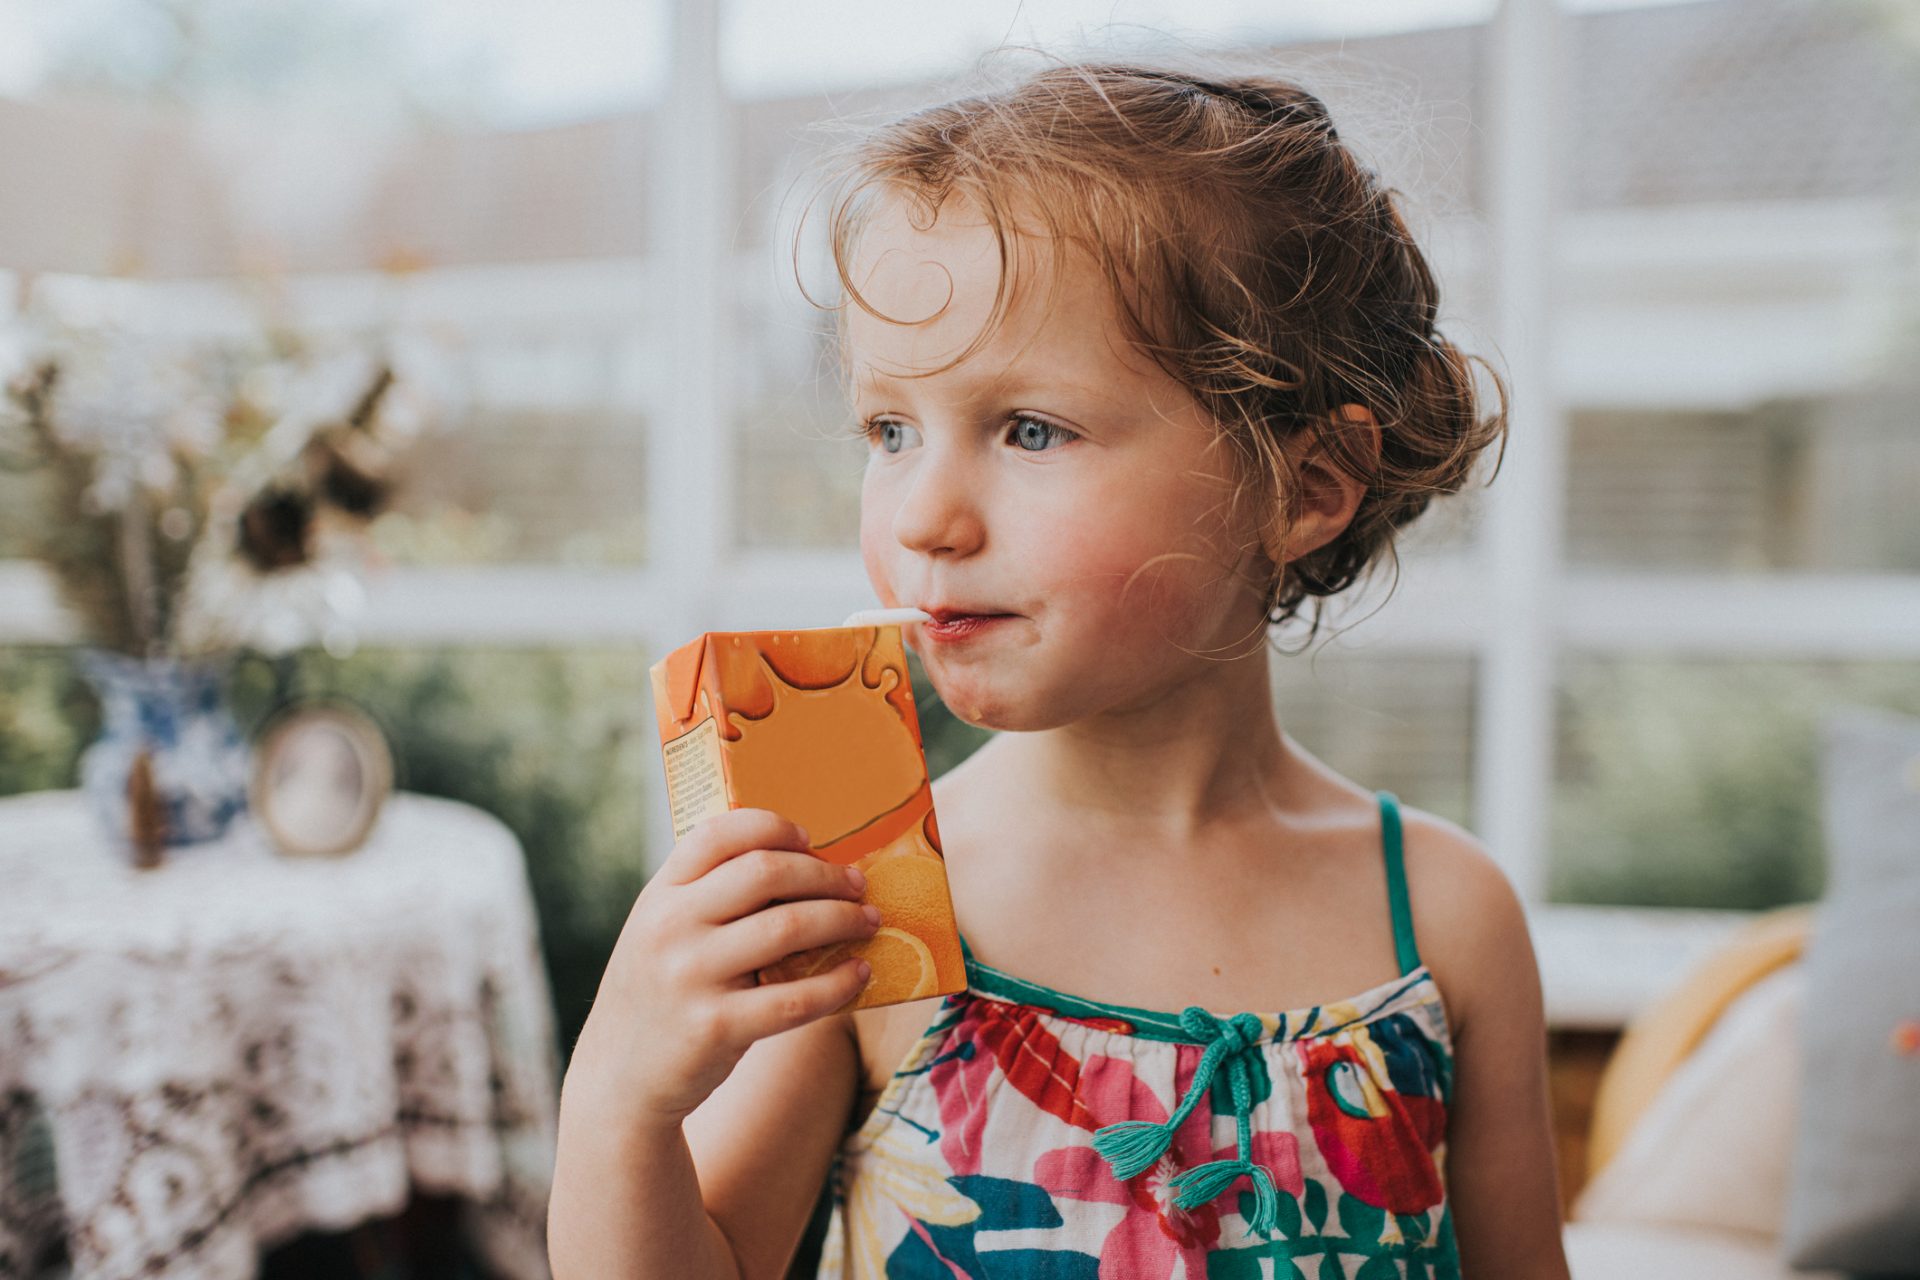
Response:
[551,61,1571,1280]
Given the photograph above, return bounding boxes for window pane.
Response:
[1569,0,1915,209]
[732,424,862,551]
[729,243,862,551]
[372,331,652,565]
[721,0,1496,99]
[1565,393,1920,572]
[1550,654,1920,910]
[0,309,654,568]
[1,0,670,129]
[1271,649,1477,828]
[1558,2,1920,572]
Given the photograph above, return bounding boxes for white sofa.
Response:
[1557,907,1844,1280]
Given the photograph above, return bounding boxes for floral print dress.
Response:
[816,791,1461,1280]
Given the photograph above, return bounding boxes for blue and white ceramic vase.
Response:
[77,648,252,856]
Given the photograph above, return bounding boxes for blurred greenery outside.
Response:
[4,641,1916,1068]
[1548,654,1920,908]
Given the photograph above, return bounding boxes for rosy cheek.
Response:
[1051,519,1169,609]
[1087,542,1221,645]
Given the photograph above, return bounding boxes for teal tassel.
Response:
[1167,1159,1283,1238]
[1091,1120,1173,1181]
[1244,1162,1281,1238]
[1095,1008,1284,1235]
[1167,1158,1251,1210]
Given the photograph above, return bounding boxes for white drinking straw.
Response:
[841,607,933,627]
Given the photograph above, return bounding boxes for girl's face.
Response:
[850,195,1273,733]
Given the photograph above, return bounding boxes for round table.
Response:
[0,790,559,1280]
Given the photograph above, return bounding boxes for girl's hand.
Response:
[571,807,879,1129]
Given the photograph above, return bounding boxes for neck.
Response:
[995,645,1294,845]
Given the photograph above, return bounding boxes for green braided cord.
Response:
[1160,1011,1283,1238]
[1166,1030,1236,1132]
[1091,1018,1236,1181]
[1228,1053,1254,1165]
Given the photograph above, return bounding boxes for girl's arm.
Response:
[548,808,876,1279]
[1405,817,1573,1280]
[552,1010,858,1280]
[682,1012,863,1276]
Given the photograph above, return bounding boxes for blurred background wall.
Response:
[1,0,1917,1059]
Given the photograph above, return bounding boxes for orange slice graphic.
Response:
[786,925,938,1007]
[855,927,937,1004]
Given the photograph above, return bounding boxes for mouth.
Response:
[917,606,1018,643]
[922,607,1013,625]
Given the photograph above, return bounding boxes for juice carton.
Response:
[648,609,966,1009]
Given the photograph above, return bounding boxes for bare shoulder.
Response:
[1392,803,1542,1038]
[1389,804,1572,1274]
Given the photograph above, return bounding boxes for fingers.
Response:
[724,956,873,1040]
[693,847,866,924]
[633,806,882,1049]
[703,897,881,982]
[660,808,812,885]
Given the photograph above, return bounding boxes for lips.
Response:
[920,604,1014,624]
[918,612,1014,643]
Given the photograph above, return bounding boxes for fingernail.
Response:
[797,825,811,846]
[846,866,866,892]
[862,904,882,927]
[856,959,872,980]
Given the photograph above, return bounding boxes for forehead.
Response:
[844,191,1150,399]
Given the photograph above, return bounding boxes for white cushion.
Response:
[1571,965,1803,1242]
[1563,1222,1843,1280]
[1784,707,1920,1271]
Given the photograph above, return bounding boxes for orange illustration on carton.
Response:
[649,622,965,1010]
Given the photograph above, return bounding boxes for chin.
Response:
[933,689,1003,730]
[929,681,1068,734]
[922,671,1009,731]
[952,705,1025,732]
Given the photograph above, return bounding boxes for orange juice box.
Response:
[648,612,965,1009]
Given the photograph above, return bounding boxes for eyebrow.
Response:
[855,368,1113,408]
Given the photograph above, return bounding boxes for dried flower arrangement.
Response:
[0,293,457,860]
[0,306,445,659]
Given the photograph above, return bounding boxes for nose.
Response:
[888,440,985,558]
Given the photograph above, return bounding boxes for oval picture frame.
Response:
[250,701,394,857]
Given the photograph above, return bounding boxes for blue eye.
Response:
[861,414,1077,455]
[867,419,920,454]
[1009,415,1075,452]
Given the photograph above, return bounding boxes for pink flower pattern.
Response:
[1031,1048,1305,1276]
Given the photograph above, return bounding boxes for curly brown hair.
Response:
[797,58,1508,648]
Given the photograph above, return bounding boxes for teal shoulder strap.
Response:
[1377,790,1422,975]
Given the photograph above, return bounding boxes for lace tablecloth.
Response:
[0,790,559,1280]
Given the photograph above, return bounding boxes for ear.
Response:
[1279,403,1378,562]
